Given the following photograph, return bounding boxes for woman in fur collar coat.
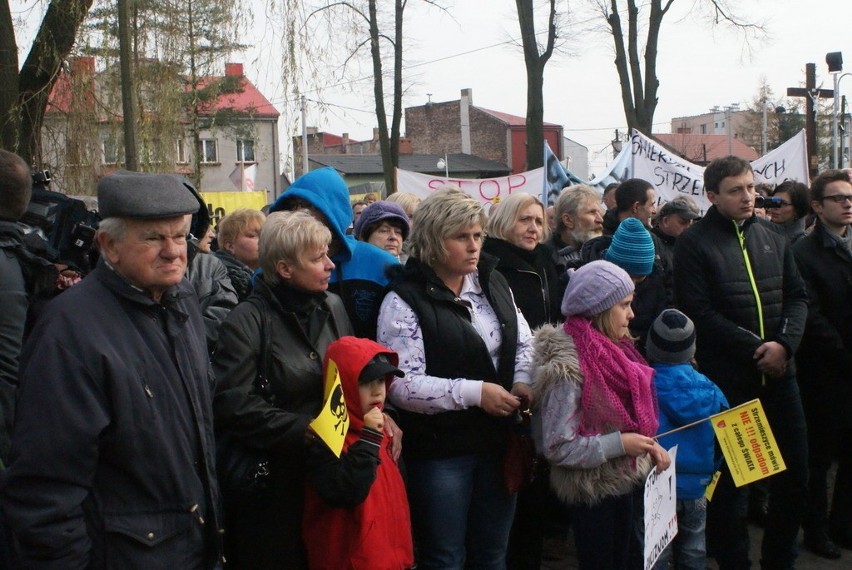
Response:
[532,260,670,570]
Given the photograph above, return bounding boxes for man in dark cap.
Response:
[1,171,224,569]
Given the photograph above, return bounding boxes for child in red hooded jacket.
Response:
[303,336,414,570]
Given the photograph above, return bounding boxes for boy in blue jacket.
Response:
[647,309,729,570]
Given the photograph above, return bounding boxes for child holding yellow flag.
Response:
[302,336,413,570]
[647,309,728,570]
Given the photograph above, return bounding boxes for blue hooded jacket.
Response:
[654,363,729,500]
[270,168,399,338]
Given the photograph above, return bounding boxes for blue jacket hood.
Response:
[270,167,354,262]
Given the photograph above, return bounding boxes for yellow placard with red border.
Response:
[711,399,786,487]
[308,359,349,457]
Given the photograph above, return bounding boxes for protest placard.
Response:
[710,399,786,487]
[644,446,678,570]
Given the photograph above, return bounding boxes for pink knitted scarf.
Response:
[563,316,659,438]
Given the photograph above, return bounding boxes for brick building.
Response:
[404,88,564,174]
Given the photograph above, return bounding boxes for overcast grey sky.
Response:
[247,0,850,177]
[10,0,852,177]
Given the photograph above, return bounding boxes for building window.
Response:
[199,139,218,164]
[237,139,255,163]
[176,138,188,164]
[102,139,119,165]
[700,124,707,134]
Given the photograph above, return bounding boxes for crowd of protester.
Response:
[0,146,850,570]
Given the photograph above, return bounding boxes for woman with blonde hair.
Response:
[213,210,353,569]
[484,192,562,329]
[214,208,265,300]
[377,187,534,569]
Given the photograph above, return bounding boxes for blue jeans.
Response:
[406,453,517,570]
[707,376,809,570]
[654,498,706,570]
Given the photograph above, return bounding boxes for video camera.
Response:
[754,195,785,209]
[20,170,100,274]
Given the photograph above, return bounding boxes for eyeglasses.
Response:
[821,194,852,204]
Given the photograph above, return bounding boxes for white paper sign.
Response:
[395,167,545,212]
[644,446,678,570]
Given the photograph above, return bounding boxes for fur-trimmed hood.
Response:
[532,323,652,506]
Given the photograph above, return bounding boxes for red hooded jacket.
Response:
[302,336,413,570]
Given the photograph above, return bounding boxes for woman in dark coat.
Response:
[213,210,353,569]
[483,193,564,569]
[483,192,563,329]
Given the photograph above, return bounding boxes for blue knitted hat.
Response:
[605,217,655,277]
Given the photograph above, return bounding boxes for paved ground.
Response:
[540,524,850,569]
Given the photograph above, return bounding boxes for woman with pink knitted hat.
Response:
[531,259,670,570]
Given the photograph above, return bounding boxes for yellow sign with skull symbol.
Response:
[309,359,349,457]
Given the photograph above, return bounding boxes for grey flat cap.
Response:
[98,171,200,219]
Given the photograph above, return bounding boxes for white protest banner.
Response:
[644,446,678,570]
[630,131,709,212]
[751,129,809,185]
[395,167,544,211]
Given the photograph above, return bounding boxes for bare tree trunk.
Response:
[0,0,94,165]
[387,0,405,193]
[118,0,139,170]
[515,0,556,170]
[367,0,394,194]
[607,0,672,135]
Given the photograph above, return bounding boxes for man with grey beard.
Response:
[549,184,604,274]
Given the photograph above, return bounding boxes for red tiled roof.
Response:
[477,107,560,128]
[46,59,278,119]
[193,75,279,119]
[653,133,759,163]
[46,57,96,115]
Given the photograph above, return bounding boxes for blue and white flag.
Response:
[543,140,583,205]
[543,140,568,206]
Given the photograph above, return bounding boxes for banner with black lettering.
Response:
[395,129,807,213]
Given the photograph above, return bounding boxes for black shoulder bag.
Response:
[216,296,275,503]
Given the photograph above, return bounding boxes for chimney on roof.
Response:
[372,127,380,141]
[399,138,413,155]
[342,133,349,154]
[225,63,244,77]
[460,88,472,155]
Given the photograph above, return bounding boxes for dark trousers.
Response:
[707,376,809,570]
[569,491,637,570]
[802,416,852,539]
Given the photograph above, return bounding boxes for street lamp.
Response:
[827,52,851,168]
[611,130,623,159]
[437,154,449,178]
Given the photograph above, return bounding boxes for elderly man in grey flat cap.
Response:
[0,171,224,569]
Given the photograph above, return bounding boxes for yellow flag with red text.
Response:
[711,399,786,487]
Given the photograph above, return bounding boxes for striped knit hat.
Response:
[646,309,696,364]
[605,217,655,277]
